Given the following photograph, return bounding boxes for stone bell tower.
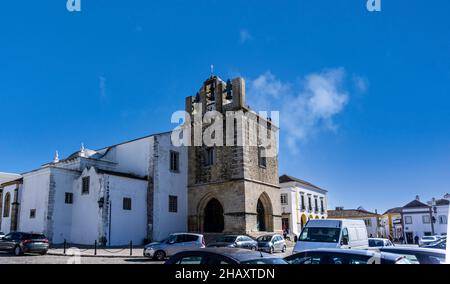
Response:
[185,75,282,235]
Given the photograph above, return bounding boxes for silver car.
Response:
[257,234,286,254]
[144,233,205,261]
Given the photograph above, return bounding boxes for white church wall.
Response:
[70,167,101,245]
[152,132,188,241]
[0,183,17,234]
[108,175,147,245]
[50,168,79,244]
[102,136,153,177]
[19,169,50,235]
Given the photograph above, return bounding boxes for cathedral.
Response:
[0,76,282,245]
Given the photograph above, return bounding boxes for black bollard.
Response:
[94,240,97,256]
[130,241,133,256]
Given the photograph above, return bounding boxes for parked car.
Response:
[257,234,286,254]
[144,233,205,261]
[419,235,440,247]
[0,232,49,256]
[423,239,446,250]
[293,219,368,253]
[165,247,287,264]
[0,232,5,239]
[284,248,410,264]
[378,247,446,264]
[207,235,258,250]
[368,238,394,248]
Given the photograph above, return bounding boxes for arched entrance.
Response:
[203,198,224,232]
[256,192,274,232]
[300,214,307,230]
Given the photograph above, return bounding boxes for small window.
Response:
[422,215,431,224]
[3,192,11,217]
[258,147,267,168]
[65,193,73,204]
[300,195,305,210]
[82,177,90,195]
[405,216,412,224]
[123,198,132,210]
[438,215,447,224]
[203,148,214,166]
[169,195,178,213]
[320,199,324,213]
[29,209,36,219]
[170,151,180,172]
[308,196,312,211]
[280,194,288,205]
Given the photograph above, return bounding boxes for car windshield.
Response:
[257,236,273,242]
[241,258,287,264]
[299,227,341,243]
[22,233,46,240]
[216,236,237,243]
[369,239,384,247]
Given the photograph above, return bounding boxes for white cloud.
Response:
[239,29,252,44]
[247,68,357,154]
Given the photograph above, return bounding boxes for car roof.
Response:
[178,247,274,262]
[289,248,403,262]
[369,238,389,241]
[171,233,203,237]
[380,246,445,255]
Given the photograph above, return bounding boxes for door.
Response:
[406,232,413,244]
[273,236,282,251]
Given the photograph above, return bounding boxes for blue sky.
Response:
[1,0,449,212]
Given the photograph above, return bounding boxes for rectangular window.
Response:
[82,177,90,195]
[29,209,36,219]
[65,192,73,204]
[308,196,312,211]
[320,199,324,213]
[314,199,318,212]
[422,215,431,224]
[170,151,180,172]
[438,215,447,224]
[204,148,214,166]
[169,195,178,213]
[258,147,267,168]
[364,219,372,226]
[123,197,132,210]
[405,216,412,224]
[300,195,305,210]
[280,194,288,205]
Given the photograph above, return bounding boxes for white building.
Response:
[401,195,449,244]
[0,131,188,245]
[279,175,328,238]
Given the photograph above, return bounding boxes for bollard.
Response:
[94,240,97,256]
[130,240,133,256]
[63,239,67,255]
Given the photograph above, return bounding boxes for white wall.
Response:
[19,169,50,235]
[109,175,147,245]
[152,133,188,241]
[434,205,449,236]
[403,209,434,239]
[51,168,79,244]
[102,136,152,177]
[0,184,18,234]
[70,167,101,245]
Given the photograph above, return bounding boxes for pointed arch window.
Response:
[3,192,11,218]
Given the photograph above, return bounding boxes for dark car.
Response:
[207,235,258,250]
[378,247,446,264]
[284,248,410,264]
[0,232,49,256]
[165,247,288,264]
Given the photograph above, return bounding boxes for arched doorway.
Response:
[256,192,274,232]
[203,198,224,232]
[300,214,307,230]
[257,199,266,231]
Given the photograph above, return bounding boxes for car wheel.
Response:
[269,246,274,254]
[153,250,166,261]
[282,245,286,253]
[251,246,256,251]
[14,246,23,256]
[40,250,47,255]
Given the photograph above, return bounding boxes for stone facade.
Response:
[186,76,282,235]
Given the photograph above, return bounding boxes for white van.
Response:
[293,219,368,254]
